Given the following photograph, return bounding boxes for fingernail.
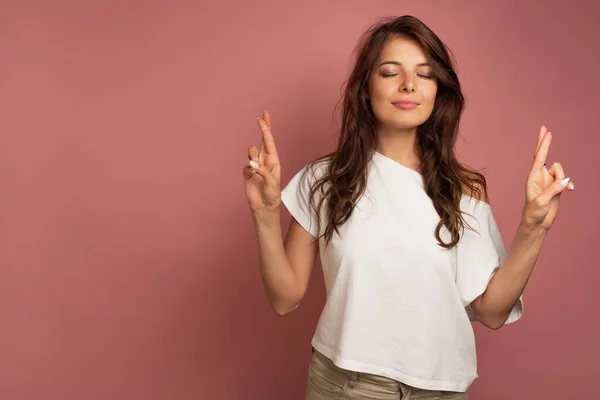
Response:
[568,182,575,190]
[559,177,571,187]
[249,160,259,169]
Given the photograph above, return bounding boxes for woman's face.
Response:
[366,37,438,130]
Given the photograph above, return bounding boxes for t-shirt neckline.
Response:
[372,150,424,181]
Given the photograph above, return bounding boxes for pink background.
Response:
[1,1,598,399]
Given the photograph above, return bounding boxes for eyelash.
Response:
[381,73,432,79]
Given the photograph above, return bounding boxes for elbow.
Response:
[267,283,305,316]
[477,313,507,330]
[273,302,300,316]
[270,291,303,317]
[485,321,505,330]
[471,297,508,330]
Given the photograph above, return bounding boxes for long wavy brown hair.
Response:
[304,15,488,249]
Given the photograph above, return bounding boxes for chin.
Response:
[383,115,428,130]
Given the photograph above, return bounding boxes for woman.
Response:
[242,15,574,400]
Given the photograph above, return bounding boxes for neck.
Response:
[375,125,420,170]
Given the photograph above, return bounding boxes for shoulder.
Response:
[295,155,332,184]
[460,164,489,205]
[285,155,332,193]
[306,155,332,176]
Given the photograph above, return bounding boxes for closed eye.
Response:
[381,73,432,79]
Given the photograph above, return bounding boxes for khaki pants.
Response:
[306,348,468,400]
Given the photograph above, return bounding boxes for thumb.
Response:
[242,165,255,180]
[537,177,571,204]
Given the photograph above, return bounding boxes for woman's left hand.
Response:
[522,125,575,231]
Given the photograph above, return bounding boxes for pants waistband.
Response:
[311,347,401,391]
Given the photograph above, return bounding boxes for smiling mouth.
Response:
[392,101,418,110]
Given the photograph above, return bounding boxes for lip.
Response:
[392,101,419,110]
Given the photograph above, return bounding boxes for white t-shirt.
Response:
[280,150,523,392]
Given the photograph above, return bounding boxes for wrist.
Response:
[518,218,548,238]
[251,207,280,223]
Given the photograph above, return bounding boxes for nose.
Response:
[400,81,415,93]
[399,73,416,93]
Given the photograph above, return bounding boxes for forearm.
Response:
[476,221,547,327]
[252,209,300,313]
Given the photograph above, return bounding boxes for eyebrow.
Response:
[377,61,431,67]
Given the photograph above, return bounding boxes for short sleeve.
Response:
[456,196,524,324]
[280,161,328,238]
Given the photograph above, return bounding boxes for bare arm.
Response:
[471,223,544,329]
[244,110,319,316]
[472,125,575,329]
[252,210,318,315]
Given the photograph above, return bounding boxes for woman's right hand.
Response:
[243,110,282,213]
